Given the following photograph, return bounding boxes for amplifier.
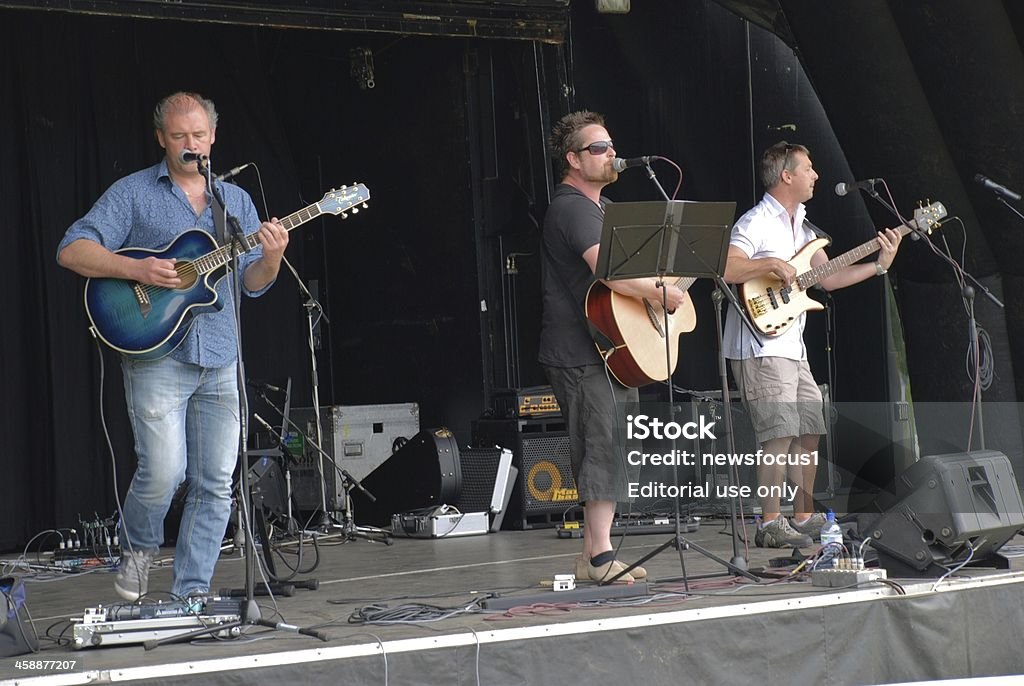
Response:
[473,417,578,529]
[493,386,561,418]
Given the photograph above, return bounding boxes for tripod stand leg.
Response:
[143,619,243,650]
[659,537,760,583]
[602,538,677,585]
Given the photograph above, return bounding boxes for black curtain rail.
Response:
[0,0,569,42]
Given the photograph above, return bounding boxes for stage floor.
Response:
[4,520,1024,686]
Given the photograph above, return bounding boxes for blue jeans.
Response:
[120,357,240,595]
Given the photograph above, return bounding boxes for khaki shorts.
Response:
[730,357,826,444]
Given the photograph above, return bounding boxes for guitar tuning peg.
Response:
[361,202,368,209]
[341,212,349,219]
[352,207,359,213]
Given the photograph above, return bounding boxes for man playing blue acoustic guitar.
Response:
[57,92,288,600]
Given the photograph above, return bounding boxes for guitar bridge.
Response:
[133,283,152,318]
[746,296,768,317]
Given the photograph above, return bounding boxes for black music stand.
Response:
[595,200,759,586]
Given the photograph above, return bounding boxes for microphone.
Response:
[974,174,1021,202]
[612,155,660,173]
[250,413,276,436]
[215,163,251,182]
[247,379,286,394]
[834,179,879,196]
[179,150,209,163]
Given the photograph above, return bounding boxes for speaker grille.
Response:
[472,417,579,528]
[458,448,502,513]
[519,434,575,513]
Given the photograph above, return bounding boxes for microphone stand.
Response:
[256,391,392,545]
[608,160,758,586]
[220,412,320,596]
[863,186,1003,450]
[277,255,334,529]
[144,162,328,649]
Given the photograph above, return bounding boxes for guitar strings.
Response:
[133,200,325,296]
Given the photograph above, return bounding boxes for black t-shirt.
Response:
[538,183,609,368]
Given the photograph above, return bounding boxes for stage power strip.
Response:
[811,567,888,588]
[42,547,121,571]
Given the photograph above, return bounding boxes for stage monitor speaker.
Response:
[350,428,461,526]
[472,417,578,529]
[865,449,1024,576]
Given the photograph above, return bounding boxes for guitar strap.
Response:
[803,218,832,244]
[211,185,228,246]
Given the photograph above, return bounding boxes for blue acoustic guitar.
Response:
[84,184,370,360]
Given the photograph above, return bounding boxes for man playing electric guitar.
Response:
[57,92,288,599]
[722,141,902,548]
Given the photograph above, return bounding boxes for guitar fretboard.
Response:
[795,223,917,290]
[192,202,325,276]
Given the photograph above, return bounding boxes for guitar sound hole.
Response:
[175,262,198,289]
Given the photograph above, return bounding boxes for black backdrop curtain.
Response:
[8,0,1024,551]
[0,10,312,550]
[0,8,492,550]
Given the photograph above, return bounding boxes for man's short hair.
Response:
[761,141,809,189]
[153,91,219,132]
[550,110,606,177]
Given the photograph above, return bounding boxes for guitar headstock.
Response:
[319,183,371,218]
[912,201,947,235]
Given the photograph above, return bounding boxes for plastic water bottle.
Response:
[820,509,844,567]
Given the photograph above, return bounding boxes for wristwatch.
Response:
[874,262,887,276]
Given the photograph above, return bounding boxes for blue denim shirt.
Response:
[58,160,272,368]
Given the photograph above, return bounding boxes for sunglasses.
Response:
[576,140,614,156]
[782,143,795,172]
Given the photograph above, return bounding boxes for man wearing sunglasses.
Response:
[539,111,689,582]
[723,141,902,548]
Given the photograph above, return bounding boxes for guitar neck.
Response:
[673,276,698,292]
[201,202,323,274]
[797,222,916,289]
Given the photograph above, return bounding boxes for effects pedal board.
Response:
[557,516,700,538]
[72,597,243,649]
